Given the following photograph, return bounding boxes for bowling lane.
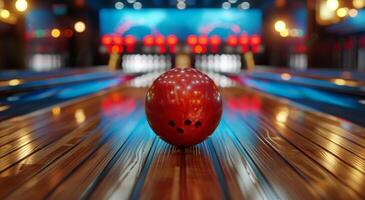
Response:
[0,70,129,97]
[0,76,365,199]
[0,67,109,82]
[286,69,365,82]
[242,71,365,95]
[0,72,132,121]
[232,72,365,126]
[252,67,365,83]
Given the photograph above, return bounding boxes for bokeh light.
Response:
[51,28,61,38]
[349,9,358,17]
[8,79,22,86]
[0,9,10,18]
[74,21,86,33]
[353,0,365,9]
[15,0,28,12]
[274,20,286,32]
[280,29,289,37]
[336,7,349,18]
[115,2,124,10]
[326,0,339,11]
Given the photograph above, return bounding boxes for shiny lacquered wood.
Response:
[0,83,364,199]
[0,67,108,82]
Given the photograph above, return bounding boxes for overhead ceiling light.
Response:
[319,1,336,21]
[222,2,231,9]
[74,21,86,33]
[353,0,365,9]
[15,0,28,12]
[349,9,358,17]
[0,9,10,18]
[228,0,238,3]
[274,20,286,32]
[133,2,142,9]
[337,7,349,18]
[127,0,136,3]
[177,2,186,10]
[326,0,339,11]
[51,28,61,38]
[280,29,289,37]
[115,2,124,10]
[239,2,250,9]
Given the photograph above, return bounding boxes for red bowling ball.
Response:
[145,68,222,147]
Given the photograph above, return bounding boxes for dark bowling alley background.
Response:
[0,0,363,72]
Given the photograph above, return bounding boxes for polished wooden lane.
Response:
[0,71,124,99]
[252,68,365,86]
[0,83,364,199]
[0,67,109,82]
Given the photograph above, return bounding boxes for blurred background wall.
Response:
[0,0,364,71]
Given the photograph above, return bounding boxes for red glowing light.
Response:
[167,35,178,46]
[252,46,259,53]
[227,96,261,115]
[124,35,136,46]
[250,34,261,45]
[101,35,112,46]
[187,35,198,46]
[158,45,167,53]
[113,35,123,45]
[239,34,249,45]
[198,35,209,45]
[143,35,154,46]
[169,45,176,54]
[211,46,219,53]
[102,93,136,117]
[64,29,73,38]
[294,45,306,53]
[210,35,221,46]
[227,35,238,46]
[194,45,204,54]
[155,35,165,46]
[110,45,123,54]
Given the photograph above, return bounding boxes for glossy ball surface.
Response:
[145,68,222,147]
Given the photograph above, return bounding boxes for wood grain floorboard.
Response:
[0,116,100,198]
[222,112,322,200]
[136,139,225,200]
[228,110,361,199]
[260,102,365,163]
[257,114,365,197]
[0,96,101,147]
[88,122,156,200]
[225,87,365,198]
[5,108,142,200]
[47,111,147,200]
[210,123,276,200]
[0,87,143,199]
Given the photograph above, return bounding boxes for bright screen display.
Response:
[100,9,262,39]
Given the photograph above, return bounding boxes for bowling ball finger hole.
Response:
[195,121,202,128]
[177,128,184,134]
[184,119,192,126]
[168,120,176,127]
